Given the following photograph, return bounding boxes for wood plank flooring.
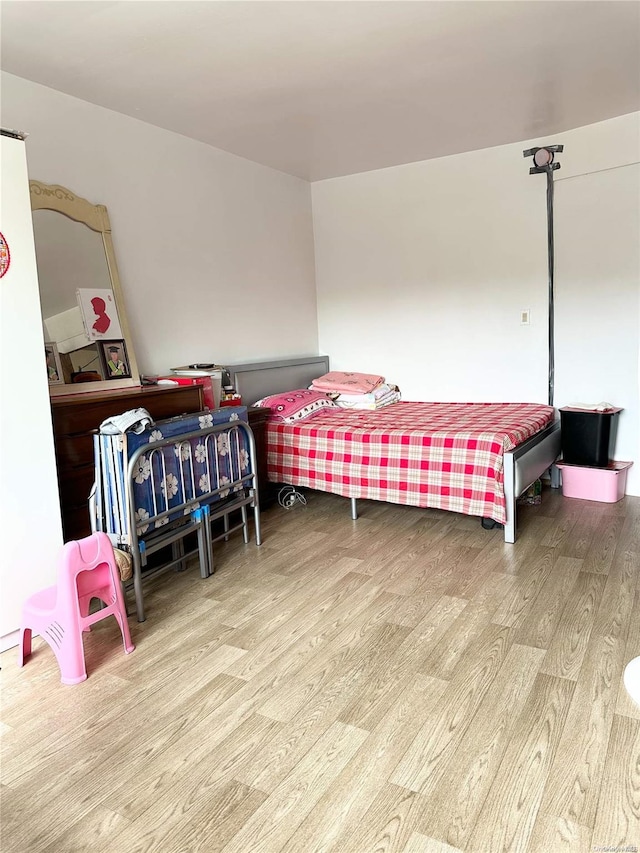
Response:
[1,487,639,853]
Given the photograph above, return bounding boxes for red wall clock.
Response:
[0,232,10,278]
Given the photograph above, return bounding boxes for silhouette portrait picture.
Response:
[77,288,123,341]
[91,296,111,335]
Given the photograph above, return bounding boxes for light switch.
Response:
[520,309,530,325]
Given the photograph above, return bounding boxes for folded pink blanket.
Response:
[333,383,392,403]
[311,371,385,395]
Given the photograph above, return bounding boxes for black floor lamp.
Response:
[523,144,564,407]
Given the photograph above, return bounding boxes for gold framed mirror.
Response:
[30,180,140,396]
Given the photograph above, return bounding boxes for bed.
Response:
[228,356,561,544]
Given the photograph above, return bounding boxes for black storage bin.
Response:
[560,407,621,468]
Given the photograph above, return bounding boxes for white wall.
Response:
[0,72,318,647]
[312,113,640,494]
[312,140,550,403]
[1,73,319,371]
[0,135,64,651]
[554,161,639,495]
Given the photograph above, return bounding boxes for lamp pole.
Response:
[523,144,564,407]
[546,166,555,407]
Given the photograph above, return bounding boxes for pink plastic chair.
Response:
[18,532,135,684]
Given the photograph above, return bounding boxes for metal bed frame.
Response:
[346,419,561,543]
[93,420,261,621]
[228,356,561,544]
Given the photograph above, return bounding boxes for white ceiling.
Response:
[2,1,639,181]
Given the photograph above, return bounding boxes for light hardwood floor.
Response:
[2,488,639,853]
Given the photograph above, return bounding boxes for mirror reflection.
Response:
[33,210,121,383]
[29,179,139,395]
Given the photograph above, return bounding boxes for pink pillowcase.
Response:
[311,371,385,395]
[254,389,338,423]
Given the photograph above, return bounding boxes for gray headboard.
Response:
[225,355,330,406]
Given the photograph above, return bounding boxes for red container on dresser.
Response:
[220,395,243,407]
[157,375,217,410]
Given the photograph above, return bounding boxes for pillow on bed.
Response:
[254,389,338,423]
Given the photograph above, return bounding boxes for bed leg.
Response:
[503,450,516,544]
[350,497,358,520]
[254,499,262,546]
[132,550,146,623]
[504,511,516,544]
[550,463,561,489]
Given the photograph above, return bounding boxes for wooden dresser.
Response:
[50,385,272,540]
[51,385,204,540]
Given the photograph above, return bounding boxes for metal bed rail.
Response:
[93,419,260,621]
[348,420,561,544]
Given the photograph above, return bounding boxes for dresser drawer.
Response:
[57,463,96,508]
[55,433,96,470]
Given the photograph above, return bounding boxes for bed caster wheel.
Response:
[481,518,503,530]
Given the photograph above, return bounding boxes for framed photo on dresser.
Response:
[99,339,131,380]
[45,341,64,385]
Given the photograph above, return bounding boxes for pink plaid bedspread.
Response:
[266,401,555,524]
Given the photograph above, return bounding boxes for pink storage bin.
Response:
[556,461,633,503]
